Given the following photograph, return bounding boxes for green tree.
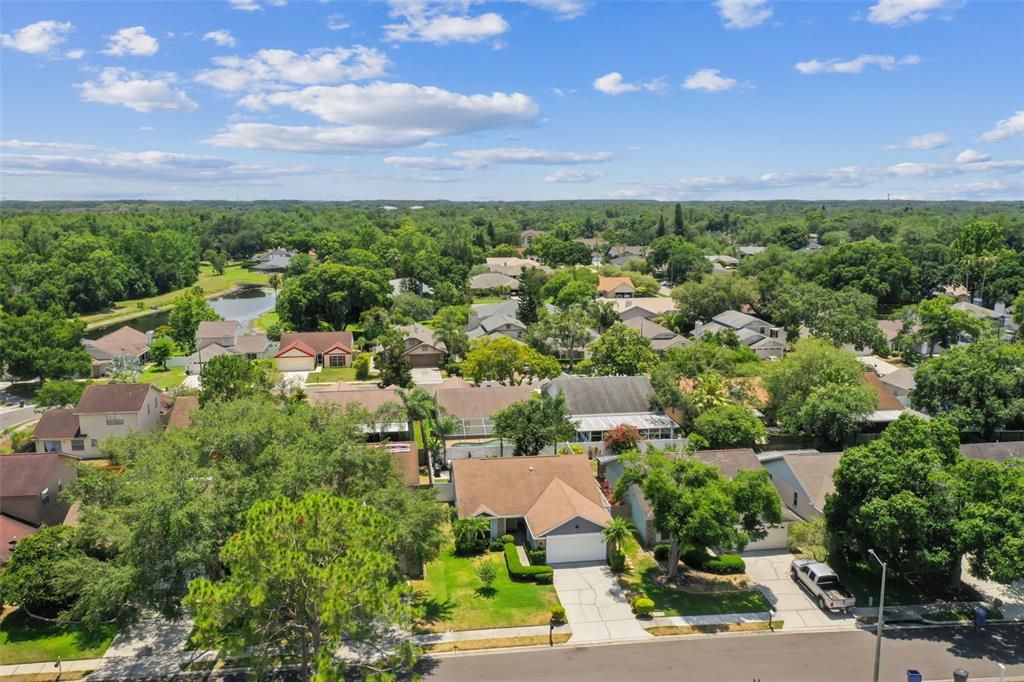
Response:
[765,338,866,433]
[168,286,221,353]
[204,249,227,275]
[588,323,658,376]
[671,275,759,330]
[434,307,470,361]
[392,292,435,322]
[186,493,417,681]
[105,354,141,383]
[277,263,391,332]
[462,336,561,385]
[476,560,498,592]
[555,279,596,308]
[648,236,711,284]
[688,373,732,414]
[529,305,594,370]
[35,379,87,408]
[376,335,413,389]
[614,448,781,578]
[199,354,272,406]
[517,273,543,325]
[588,300,619,332]
[148,335,176,369]
[816,239,919,304]
[398,387,435,452]
[0,307,91,380]
[601,517,636,559]
[656,213,666,238]
[787,382,876,444]
[493,393,576,456]
[772,223,809,250]
[0,525,83,616]
[453,517,490,555]
[691,404,767,448]
[951,219,1005,298]
[353,353,371,380]
[673,203,684,236]
[913,295,982,356]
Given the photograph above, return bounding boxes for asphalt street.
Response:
[420,624,1024,682]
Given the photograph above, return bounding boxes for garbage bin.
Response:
[953,668,969,682]
[974,606,986,627]
[907,670,923,682]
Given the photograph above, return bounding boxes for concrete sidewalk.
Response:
[413,624,571,645]
[647,611,770,629]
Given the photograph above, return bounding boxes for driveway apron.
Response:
[553,563,652,642]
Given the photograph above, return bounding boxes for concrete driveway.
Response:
[553,563,651,643]
[411,367,443,385]
[743,550,854,630]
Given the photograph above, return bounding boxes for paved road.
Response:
[420,625,1024,682]
[0,405,37,432]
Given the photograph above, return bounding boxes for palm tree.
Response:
[430,409,461,467]
[398,387,436,451]
[453,517,491,553]
[6,428,31,453]
[690,373,731,414]
[602,517,636,559]
[106,354,141,383]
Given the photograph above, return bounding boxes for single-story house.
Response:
[470,300,556,327]
[693,311,787,360]
[434,384,536,440]
[469,272,520,293]
[880,366,916,403]
[1,452,79,530]
[485,257,548,278]
[452,455,612,564]
[544,375,676,445]
[959,442,1024,464]
[610,297,679,322]
[308,387,410,440]
[597,276,636,299]
[398,323,448,368]
[186,343,235,375]
[952,301,1019,342]
[738,245,766,257]
[83,326,150,378]
[466,314,527,341]
[370,441,421,488]
[706,254,739,268]
[275,331,355,371]
[758,450,842,521]
[196,321,272,359]
[166,395,199,429]
[251,248,296,273]
[622,317,688,354]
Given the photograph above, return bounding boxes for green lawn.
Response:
[471,296,507,304]
[0,609,117,665]
[82,263,269,327]
[831,560,931,606]
[138,365,187,390]
[253,309,279,332]
[305,366,376,383]
[618,536,771,616]
[411,547,560,633]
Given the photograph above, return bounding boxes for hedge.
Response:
[500,534,515,544]
[653,544,670,561]
[504,543,554,582]
[526,548,546,566]
[682,546,745,574]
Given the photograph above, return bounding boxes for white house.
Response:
[274,331,355,372]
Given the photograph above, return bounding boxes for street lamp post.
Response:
[868,549,887,682]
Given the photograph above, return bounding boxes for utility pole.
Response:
[868,549,887,682]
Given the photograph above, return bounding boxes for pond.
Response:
[86,286,276,339]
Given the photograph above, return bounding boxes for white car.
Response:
[791,558,856,613]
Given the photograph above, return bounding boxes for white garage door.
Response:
[276,356,314,372]
[546,533,606,564]
[745,523,790,551]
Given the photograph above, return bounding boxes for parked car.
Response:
[791,558,856,613]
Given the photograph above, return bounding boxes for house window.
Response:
[40,488,50,505]
[43,440,61,452]
[792,492,798,507]
[71,439,85,451]
[329,354,345,368]
[105,414,125,426]
[91,439,98,448]
[246,353,257,360]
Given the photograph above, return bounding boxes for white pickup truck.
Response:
[791,558,856,613]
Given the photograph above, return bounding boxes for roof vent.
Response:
[528,466,534,471]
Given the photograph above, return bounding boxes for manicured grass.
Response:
[138,365,187,390]
[306,367,360,383]
[831,561,931,606]
[253,309,279,332]
[471,296,507,304]
[618,536,771,617]
[647,621,783,636]
[423,633,571,652]
[0,609,117,665]
[411,547,560,633]
[82,263,269,327]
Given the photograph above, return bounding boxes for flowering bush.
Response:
[604,424,642,454]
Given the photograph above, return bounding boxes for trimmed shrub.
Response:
[653,544,670,561]
[526,549,546,566]
[489,538,505,552]
[500,534,515,545]
[705,555,746,575]
[682,546,711,570]
[632,596,655,616]
[504,543,554,583]
[609,551,626,573]
[551,606,566,624]
[353,353,371,380]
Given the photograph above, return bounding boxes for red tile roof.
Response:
[278,331,354,355]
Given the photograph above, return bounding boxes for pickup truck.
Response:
[791,558,856,613]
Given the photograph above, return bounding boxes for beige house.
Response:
[597,276,636,298]
[274,331,355,372]
[34,383,162,458]
[0,453,78,528]
[83,326,150,377]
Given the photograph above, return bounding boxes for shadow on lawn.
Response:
[883,623,1024,666]
[411,592,455,628]
[474,587,497,600]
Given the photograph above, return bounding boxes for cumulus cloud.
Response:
[195,47,389,92]
[795,54,920,75]
[103,26,159,57]
[1,20,74,55]
[885,132,951,150]
[0,139,99,152]
[955,149,991,164]
[384,2,509,44]
[715,0,772,29]
[229,0,261,11]
[981,111,1024,142]
[867,0,960,26]
[65,48,85,59]
[517,0,589,19]
[384,147,614,170]
[683,69,739,93]
[593,72,666,95]
[203,30,237,47]
[327,14,351,31]
[545,168,604,183]
[77,68,198,113]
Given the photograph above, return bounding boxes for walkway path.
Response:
[413,624,571,646]
[553,563,652,643]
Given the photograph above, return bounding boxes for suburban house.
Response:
[34,383,163,458]
[607,245,646,262]
[466,313,528,341]
[167,395,199,429]
[485,257,549,278]
[876,319,931,357]
[544,375,677,447]
[0,453,79,563]
[369,441,421,488]
[251,247,295,272]
[83,326,151,377]
[959,442,1024,464]
[622,317,688,354]
[434,384,535,444]
[738,245,766,257]
[758,450,843,521]
[275,331,355,371]
[308,387,411,441]
[693,310,788,360]
[195,321,272,358]
[520,229,546,248]
[706,254,739,271]
[186,343,236,376]
[610,297,677,322]
[469,300,556,332]
[451,455,612,564]
[880,366,916,404]
[397,323,447,368]
[469,272,520,294]
[604,448,796,551]
[951,300,1019,342]
[597,276,636,299]
[862,371,921,427]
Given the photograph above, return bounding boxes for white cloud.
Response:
[516,0,588,19]
[955,149,990,164]
[593,72,666,95]
[868,0,959,26]
[229,0,261,11]
[103,26,159,57]
[384,147,614,170]
[0,139,99,152]
[384,4,509,44]
[203,30,237,47]
[1,20,74,55]
[885,132,951,150]
[683,68,739,93]
[65,48,85,59]
[981,111,1024,142]
[327,14,351,31]
[545,168,604,183]
[77,68,198,113]
[195,47,389,91]
[715,0,772,29]
[795,54,920,75]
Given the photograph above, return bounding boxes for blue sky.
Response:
[1,0,1022,201]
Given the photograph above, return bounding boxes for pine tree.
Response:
[517,278,541,325]
[657,213,666,237]
[673,203,684,236]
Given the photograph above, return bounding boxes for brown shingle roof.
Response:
[0,453,60,497]
[1,514,38,563]
[371,441,419,487]
[233,334,270,354]
[525,478,611,536]
[691,448,761,479]
[74,383,154,414]
[88,326,149,358]
[34,408,81,439]
[308,387,404,414]
[196,320,241,338]
[782,452,843,512]
[862,372,903,411]
[278,331,354,355]
[167,396,199,429]
[434,385,535,419]
[959,442,1024,463]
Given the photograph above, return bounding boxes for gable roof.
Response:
[881,366,916,392]
[400,323,438,346]
[546,375,655,415]
[472,299,556,320]
[691,448,761,479]
[608,297,677,317]
[597,276,635,294]
[233,334,270,354]
[308,387,404,414]
[370,441,420,487]
[452,455,609,534]
[0,453,61,497]
[959,442,1024,464]
[34,408,81,439]
[623,316,679,340]
[781,451,843,512]
[85,326,149,360]
[167,396,199,429]
[278,331,354,356]
[479,314,526,333]
[712,310,766,329]
[470,272,520,290]
[74,384,154,414]
[187,343,235,363]
[196,320,241,338]
[434,385,535,419]
[1,514,39,563]
[862,371,904,411]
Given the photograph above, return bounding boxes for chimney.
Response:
[694,320,704,336]
[146,330,154,344]
[994,301,1006,316]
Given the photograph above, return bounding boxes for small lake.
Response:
[86,286,276,339]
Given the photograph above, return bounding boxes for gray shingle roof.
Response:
[545,375,655,416]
